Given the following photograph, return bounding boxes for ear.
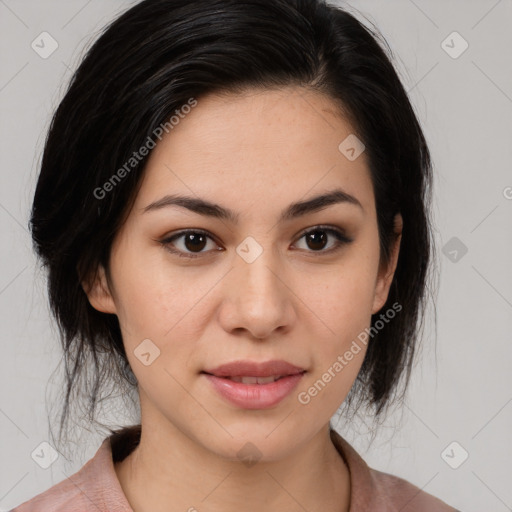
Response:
[80,264,117,314]
[372,213,403,315]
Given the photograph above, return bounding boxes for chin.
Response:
[193,419,312,464]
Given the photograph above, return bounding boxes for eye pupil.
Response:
[306,230,327,251]
[185,233,207,252]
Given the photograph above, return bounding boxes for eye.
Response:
[160,229,221,259]
[159,225,353,259]
[293,225,353,254]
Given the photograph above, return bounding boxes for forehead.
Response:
[133,86,374,217]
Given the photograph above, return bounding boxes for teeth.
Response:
[228,375,282,384]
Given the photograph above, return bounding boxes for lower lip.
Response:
[203,372,305,409]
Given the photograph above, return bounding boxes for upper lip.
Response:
[202,360,306,378]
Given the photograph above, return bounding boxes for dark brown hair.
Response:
[29,0,436,449]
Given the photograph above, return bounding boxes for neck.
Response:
[114,422,351,512]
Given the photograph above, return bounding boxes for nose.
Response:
[217,248,296,340]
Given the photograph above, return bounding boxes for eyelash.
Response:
[159,225,353,260]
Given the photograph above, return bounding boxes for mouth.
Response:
[201,373,306,386]
[201,360,307,409]
[202,359,306,379]
[207,375,295,384]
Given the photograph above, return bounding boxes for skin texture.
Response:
[83,86,402,512]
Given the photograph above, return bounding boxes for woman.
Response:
[12,0,459,510]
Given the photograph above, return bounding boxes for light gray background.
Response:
[1,1,511,511]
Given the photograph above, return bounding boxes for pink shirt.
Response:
[10,426,459,511]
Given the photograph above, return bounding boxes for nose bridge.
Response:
[235,234,283,301]
[222,233,293,337]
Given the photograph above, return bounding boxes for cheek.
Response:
[295,271,374,416]
[305,277,372,382]
[109,247,220,380]
[296,236,379,396]
[109,234,188,326]
[107,242,172,349]
[303,254,379,341]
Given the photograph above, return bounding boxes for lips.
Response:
[202,359,306,379]
[201,360,307,408]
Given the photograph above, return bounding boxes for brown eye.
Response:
[180,232,208,252]
[305,230,329,251]
[294,226,353,254]
[160,230,220,259]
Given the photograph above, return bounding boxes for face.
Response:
[84,86,401,461]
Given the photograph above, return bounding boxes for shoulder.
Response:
[367,466,460,512]
[9,477,88,512]
[9,427,138,512]
[330,429,461,512]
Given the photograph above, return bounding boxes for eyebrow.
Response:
[142,188,363,223]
